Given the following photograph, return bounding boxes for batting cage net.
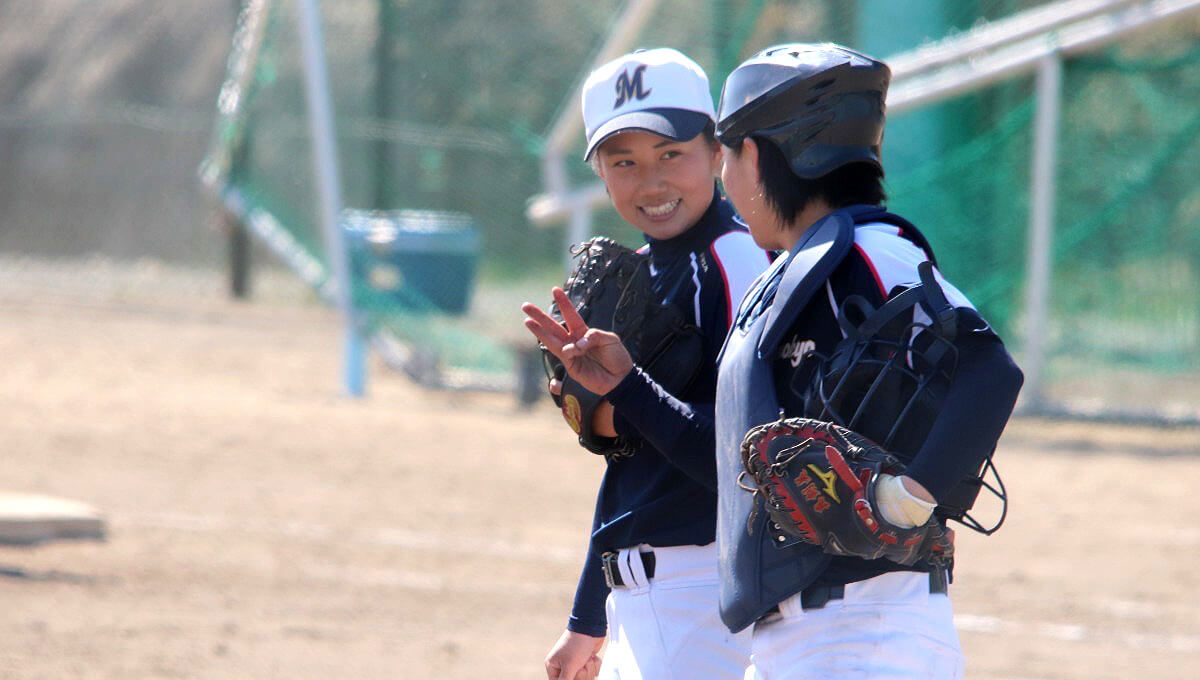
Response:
[190,0,1196,417]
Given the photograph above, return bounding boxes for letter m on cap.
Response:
[613,65,651,109]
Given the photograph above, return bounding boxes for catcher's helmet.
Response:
[716,43,890,179]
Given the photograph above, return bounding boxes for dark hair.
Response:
[748,136,886,224]
[589,121,719,174]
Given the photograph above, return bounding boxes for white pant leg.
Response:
[745,571,964,680]
[599,543,751,680]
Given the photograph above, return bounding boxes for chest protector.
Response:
[714,205,933,633]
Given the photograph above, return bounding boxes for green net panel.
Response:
[208,0,1200,419]
[890,44,1200,419]
[1044,46,1200,417]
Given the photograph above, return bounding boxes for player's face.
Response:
[720,138,783,250]
[595,130,721,241]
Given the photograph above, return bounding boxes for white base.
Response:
[0,492,107,546]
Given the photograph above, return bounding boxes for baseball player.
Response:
[709,44,1024,678]
[523,48,769,680]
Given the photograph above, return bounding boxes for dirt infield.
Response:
[1,259,1197,679]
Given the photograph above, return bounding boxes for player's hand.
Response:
[545,630,604,680]
[524,287,634,396]
[576,653,602,680]
[549,378,618,437]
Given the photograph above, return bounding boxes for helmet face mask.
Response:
[716,43,890,179]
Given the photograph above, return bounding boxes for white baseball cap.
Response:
[582,48,716,160]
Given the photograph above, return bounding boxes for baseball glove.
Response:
[739,417,953,566]
[542,237,703,458]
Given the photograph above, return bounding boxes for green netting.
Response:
[208,0,1200,417]
[887,96,1037,336]
[886,46,1200,416]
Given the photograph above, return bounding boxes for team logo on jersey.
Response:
[780,337,816,368]
[563,394,583,434]
[613,65,651,108]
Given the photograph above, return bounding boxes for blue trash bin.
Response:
[342,209,481,315]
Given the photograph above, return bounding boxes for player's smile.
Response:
[639,198,681,220]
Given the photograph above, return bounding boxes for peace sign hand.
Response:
[522,287,634,397]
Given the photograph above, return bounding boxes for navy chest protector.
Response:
[715,209,856,632]
[715,206,982,632]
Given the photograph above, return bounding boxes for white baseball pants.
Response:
[599,542,751,680]
[744,570,964,680]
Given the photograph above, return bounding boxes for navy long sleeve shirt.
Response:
[566,191,771,637]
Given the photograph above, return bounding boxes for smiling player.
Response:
[524,48,770,680]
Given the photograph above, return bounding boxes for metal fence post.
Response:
[296,0,366,397]
[1021,52,1063,412]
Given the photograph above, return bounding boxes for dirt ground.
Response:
[1,258,1198,680]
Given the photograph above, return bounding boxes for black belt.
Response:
[763,569,949,618]
[601,550,657,588]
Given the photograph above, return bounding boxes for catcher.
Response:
[522,48,769,680]
[709,44,1024,678]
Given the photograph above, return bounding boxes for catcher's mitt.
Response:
[542,237,703,458]
[739,417,953,566]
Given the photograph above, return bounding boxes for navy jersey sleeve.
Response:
[606,231,769,490]
[606,367,718,488]
[566,506,610,637]
[830,226,1023,501]
[903,310,1023,499]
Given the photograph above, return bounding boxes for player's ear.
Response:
[740,138,767,191]
[741,137,760,169]
[710,142,724,176]
[589,152,605,179]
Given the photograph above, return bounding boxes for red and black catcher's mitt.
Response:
[739,417,953,566]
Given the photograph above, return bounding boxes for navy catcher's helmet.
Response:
[716,43,890,179]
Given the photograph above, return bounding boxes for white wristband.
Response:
[875,474,937,528]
